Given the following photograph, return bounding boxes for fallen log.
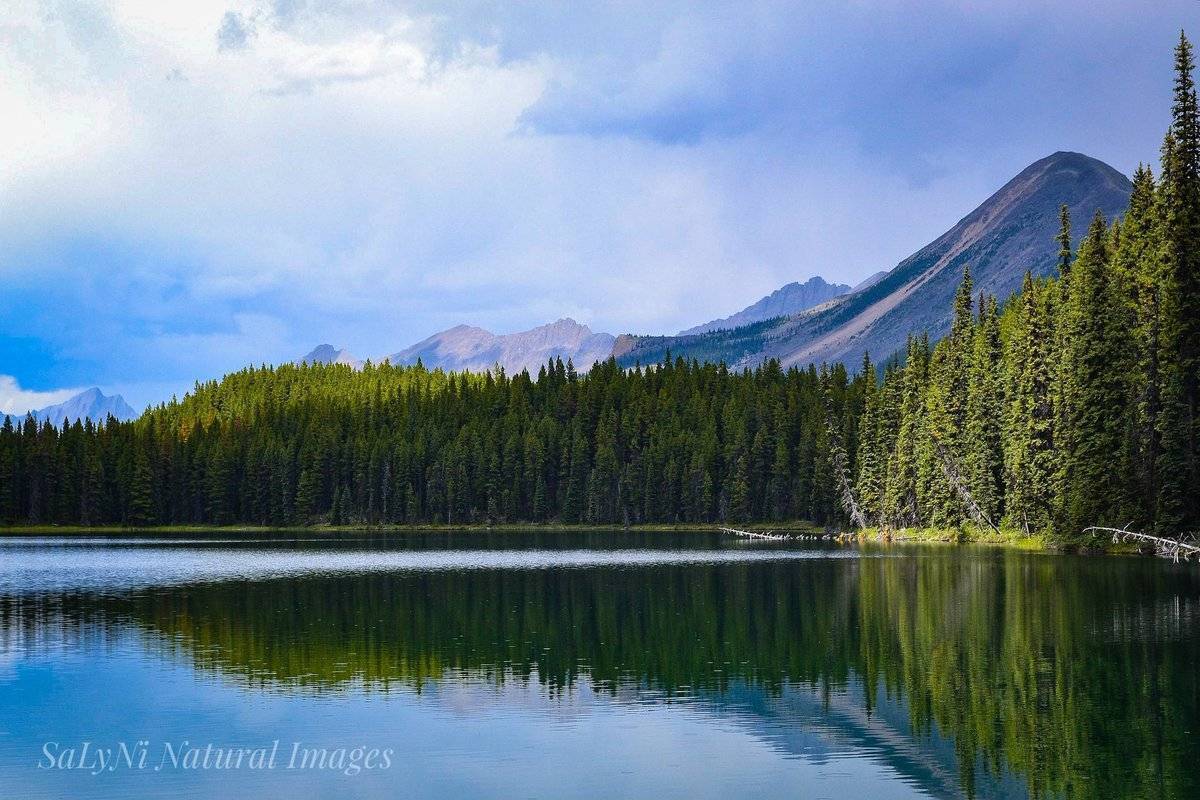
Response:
[718,527,792,542]
[1085,524,1200,563]
[821,391,868,531]
[932,438,1001,536]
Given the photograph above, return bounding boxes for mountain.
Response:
[616,152,1134,370]
[387,318,616,375]
[850,271,888,293]
[678,276,852,335]
[300,344,363,368]
[28,388,138,426]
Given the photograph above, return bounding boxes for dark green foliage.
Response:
[1057,203,1073,279]
[1155,32,1200,529]
[1004,275,1058,533]
[1057,212,1135,531]
[964,294,1005,524]
[0,357,863,527]
[882,335,928,527]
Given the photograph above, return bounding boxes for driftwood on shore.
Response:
[718,527,792,541]
[717,527,847,543]
[1085,525,1200,563]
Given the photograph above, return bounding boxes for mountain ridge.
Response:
[679,276,852,336]
[617,151,1133,369]
[17,388,139,427]
[301,344,364,368]
[387,318,616,375]
[300,318,618,377]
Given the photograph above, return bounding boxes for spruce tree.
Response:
[1058,212,1135,533]
[965,294,1005,525]
[1157,32,1200,529]
[854,354,884,525]
[1114,165,1162,520]
[1005,274,1057,534]
[126,445,154,526]
[917,340,961,528]
[883,336,929,528]
[1057,203,1073,279]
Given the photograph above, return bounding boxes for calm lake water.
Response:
[0,531,1197,799]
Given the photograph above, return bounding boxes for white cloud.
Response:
[0,0,1190,403]
[0,375,81,416]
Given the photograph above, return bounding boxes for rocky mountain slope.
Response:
[617,151,1133,369]
[679,276,851,335]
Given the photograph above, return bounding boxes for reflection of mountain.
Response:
[1,545,1196,799]
[703,680,1029,800]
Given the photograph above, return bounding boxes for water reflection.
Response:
[0,535,1197,799]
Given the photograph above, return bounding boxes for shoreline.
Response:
[0,522,1156,555]
[0,521,824,536]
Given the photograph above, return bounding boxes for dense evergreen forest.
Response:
[2,35,1199,539]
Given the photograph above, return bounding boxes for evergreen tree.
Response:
[883,336,929,528]
[1156,32,1200,529]
[964,294,1005,524]
[1058,212,1135,532]
[1006,274,1057,534]
[1057,203,1073,279]
[126,445,154,526]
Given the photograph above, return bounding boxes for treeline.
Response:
[1,35,1198,538]
[0,357,870,528]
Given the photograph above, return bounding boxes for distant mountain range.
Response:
[386,319,615,375]
[300,344,364,369]
[14,388,138,427]
[300,151,1133,376]
[298,277,877,376]
[301,319,616,376]
[678,276,853,336]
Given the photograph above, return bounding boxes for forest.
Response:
[2,36,1199,541]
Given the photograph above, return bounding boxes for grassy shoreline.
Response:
[855,526,1048,549]
[0,521,826,536]
[0,522,1152,555]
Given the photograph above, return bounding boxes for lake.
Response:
[0,531,1196,799]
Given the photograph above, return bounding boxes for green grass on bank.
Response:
[0,521,1160,556]
[855,525,1048,550]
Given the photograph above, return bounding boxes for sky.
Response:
[1,0,1197,413]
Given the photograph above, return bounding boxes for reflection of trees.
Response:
[1,551,1196,799]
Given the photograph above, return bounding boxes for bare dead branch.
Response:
[1084,525,1200,563]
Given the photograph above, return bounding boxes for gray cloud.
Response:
[216,11,255,52]
[3,0,1199,408]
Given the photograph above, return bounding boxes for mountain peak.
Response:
[388,319,615,375]
[679,275,852,336]
[622,151,1133,370]
[300,344,362,367]
[25,388,137,427]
